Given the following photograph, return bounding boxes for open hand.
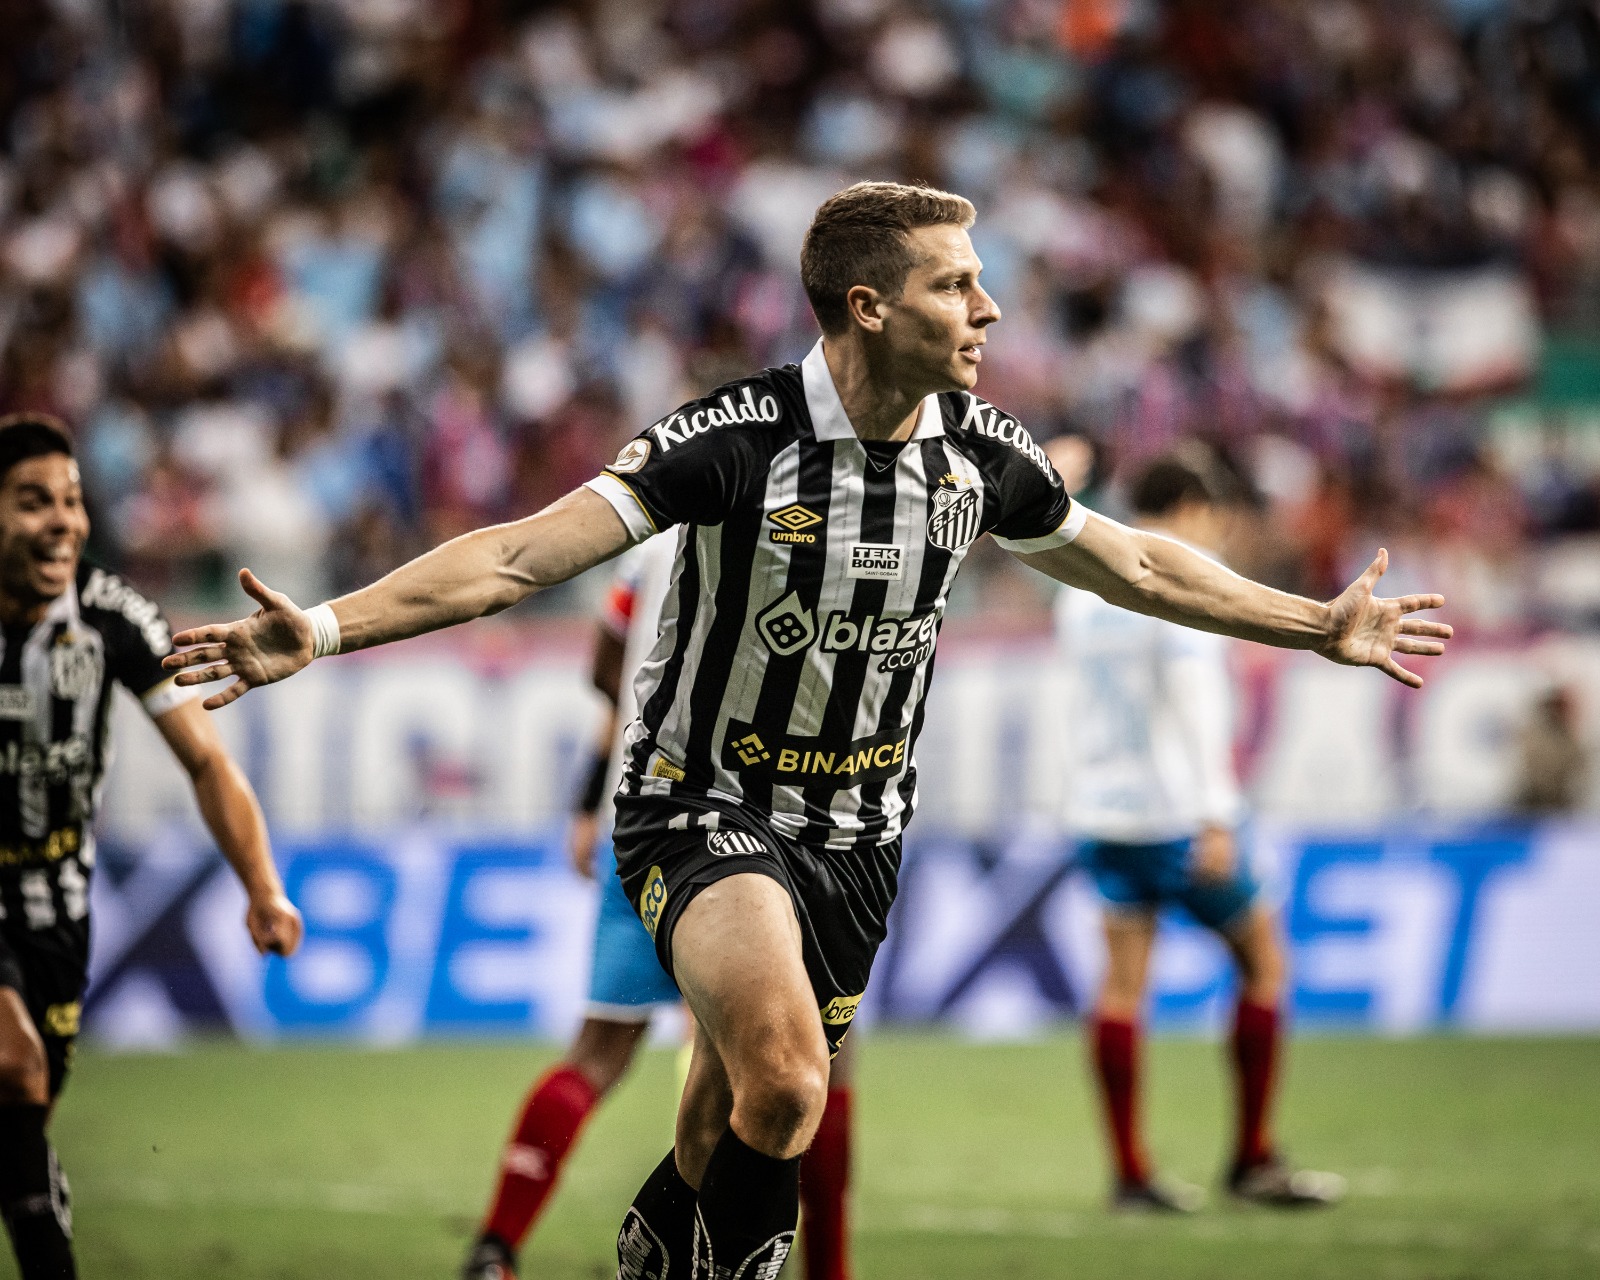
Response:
[246,890,304,957]
[162,569,315,709]
[1319,549,1452,688]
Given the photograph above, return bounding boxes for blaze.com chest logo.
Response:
[755,592,939,671]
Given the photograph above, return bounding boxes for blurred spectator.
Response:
[1514,687,1591,813]
[0,0,1596,618]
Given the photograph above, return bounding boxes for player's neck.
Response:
[822,339,927,443]
[0,588,50,629]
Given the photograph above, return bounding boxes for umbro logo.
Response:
[768,504,822,544]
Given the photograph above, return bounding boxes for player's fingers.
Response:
[1380,656,1423,689]
[168,643,228,669]
[1393,637,1445,656]
[239,567,292,612]
[201,679,252,711]
[1395,594,1447,615]
[1355,548,1389,590]
[169,624,231,652]
[1398,618,1452,638]
[174,663,233,686]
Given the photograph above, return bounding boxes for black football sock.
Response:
[693,1127,799,1279]
[0,1104,75,1280]
[617,1147,698,1279]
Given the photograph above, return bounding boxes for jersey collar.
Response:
[801,340,944,443]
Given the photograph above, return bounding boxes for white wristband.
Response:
[306,603,341,659]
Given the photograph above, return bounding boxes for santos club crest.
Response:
[51,633,102,702]
[926,483,979,551]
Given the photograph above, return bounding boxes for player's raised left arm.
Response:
[1017,509,1452,687]
[153,697,303,956]
[164,486,633,709]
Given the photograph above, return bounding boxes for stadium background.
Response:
[2,0,1598,1274]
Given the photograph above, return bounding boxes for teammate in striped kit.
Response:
[0,416,302,1280]
[165,182,1451,1278]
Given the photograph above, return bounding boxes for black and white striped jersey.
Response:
[586,340,1085,850]
[0,561,192,932]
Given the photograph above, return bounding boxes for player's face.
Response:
[0,454,89,607]
[880,224,1000,393]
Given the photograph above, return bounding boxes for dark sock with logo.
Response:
[695,1127,799,1278]
[616,1148,697,1278]
[0,1104,75,1279]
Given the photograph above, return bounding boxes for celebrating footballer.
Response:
[0,415,302,1280]
[165,181,1451,1278]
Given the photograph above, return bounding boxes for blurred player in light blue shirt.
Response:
[1053,442,1344,1214]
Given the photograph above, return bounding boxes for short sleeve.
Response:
[985,438,1086,553]
[80,568,200,718]
[585,382,773,541]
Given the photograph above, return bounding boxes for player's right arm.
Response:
[164,486,634,709]
[166,377,757,709]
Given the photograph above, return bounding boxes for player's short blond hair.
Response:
[800,182,976,336]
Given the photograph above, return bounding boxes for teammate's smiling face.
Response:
[0,453,89,610]
[874,223,1000,393]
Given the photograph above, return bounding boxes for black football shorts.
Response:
[613,796,899,1057]
[0,913,88,1099]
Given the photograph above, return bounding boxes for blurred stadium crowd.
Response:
[1,0,1598,626]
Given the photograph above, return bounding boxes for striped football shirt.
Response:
[585,339,1086,849]
[0,561,195,930]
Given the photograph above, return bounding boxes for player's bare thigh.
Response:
[0,988,49,1106]
[670,872,830,1165]
[1221,903,1286,1006]
[1097,909,1158,1020]
[566,1016,652,1097]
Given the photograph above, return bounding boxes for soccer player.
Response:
[0,414,303,1280]
[463,532,856,1280]
[163,182,1449,1278]
[1058,447,1345,1211]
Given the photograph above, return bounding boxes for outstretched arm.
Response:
[1018,510,1452,687]
[165,486,634,708]
[154,697,303,956]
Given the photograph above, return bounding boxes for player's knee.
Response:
[0,1035,49,1105]
[568,1021,646,1096]
[1234,919,1286,1002]
[733,1049,829,1156]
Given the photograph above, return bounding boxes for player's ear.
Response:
[846,284,886,333]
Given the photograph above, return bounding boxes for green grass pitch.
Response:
[32,1033,1600,1279]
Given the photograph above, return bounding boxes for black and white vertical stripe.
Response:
[622,429,985,848]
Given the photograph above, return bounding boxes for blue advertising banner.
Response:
[84,820,1600,1046]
